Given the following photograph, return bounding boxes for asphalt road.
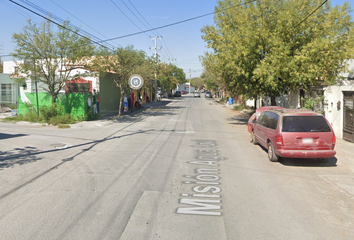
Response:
[0,95,354,240]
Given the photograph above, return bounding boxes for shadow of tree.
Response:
[99,100,182,123]
[0,133,27,140]
[0,147,42,170]
[227,115,248,125]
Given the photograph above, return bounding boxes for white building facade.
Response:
[323,60,354,142]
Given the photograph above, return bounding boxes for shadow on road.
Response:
[227,115,248,125]
[0,147,42,170]
[101,101,182,124]
[257,145,337,167]
[279,157,337,167]
[0,133,27,140]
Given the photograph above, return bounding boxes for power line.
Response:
[101,0,257,43]
[294,0,328,28]
[49,0,121,48]
[120,0,151,31]
[9,0,114,49]
[0,0,33,20]
[126,0,174,60]
[110,0,150,38]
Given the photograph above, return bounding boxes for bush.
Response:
[49,114,75,126]
[40,104,60,121]
[23,110,44,122]
[233,105,244,111]
[3,103,76,125]
[57,124,71,129]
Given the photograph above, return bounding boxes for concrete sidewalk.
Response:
[68,99,173,129]
[0,99,172,128]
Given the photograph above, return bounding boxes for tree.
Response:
[89,45,147,117]
[12,19,95,104]
[200,56,223,91]
[190,77,204,90]
[158,64,186,92]
[201,0,354,105]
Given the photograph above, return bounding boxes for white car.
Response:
[194,92,201,98]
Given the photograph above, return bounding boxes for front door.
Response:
[343,91,354,142]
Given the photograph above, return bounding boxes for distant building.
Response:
[176,83,195,93]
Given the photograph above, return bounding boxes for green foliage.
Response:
[12,19,95,104]
[3,110,44,123]
[49,114,75,126]
[2,103,17,109]
[233,105,244,111]
[89,46,148,117]
[190,77,204,90]
[201,0,354,99]
[301,95,325,111]
[4,103,75,126]
[40,104,60,121]
[233,105,252,111]
[158,63,186,91]
[57,124,71,129]
[201,67,222,91]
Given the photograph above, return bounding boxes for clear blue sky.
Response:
[0,0,353,78]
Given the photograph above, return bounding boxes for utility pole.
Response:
[150,36,162,102]
[169,58,176,64]
[0,44,3,72]
[189,69,191,94]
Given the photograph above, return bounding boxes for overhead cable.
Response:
[100,0,257,43]
[294,0,328,28]
[8,0,114,49]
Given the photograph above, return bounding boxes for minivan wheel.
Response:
[252,132,258,145]
[268,142,279,162]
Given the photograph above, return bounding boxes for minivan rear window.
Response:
[282,116,331,132]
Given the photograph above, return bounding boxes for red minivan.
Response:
[252,109,336,162]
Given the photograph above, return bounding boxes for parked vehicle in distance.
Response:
[181,91,187,95]
[201,89,205,93]
[194,92,201,98]
[205,91,212,98]
[174,91,181,97]
[252,108,336,162]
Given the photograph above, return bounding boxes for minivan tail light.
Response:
[332,134,336,147]
[276,135,283,146]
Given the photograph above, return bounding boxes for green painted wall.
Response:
[18,92,97,120]
[17,74,126,119]
[99,73,123,114]
[18,92,51,116]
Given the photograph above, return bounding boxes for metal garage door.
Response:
[343,91,354,142]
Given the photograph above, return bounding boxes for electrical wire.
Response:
[49,0,121,48]
[110,0,150,38]
[111,0,171,61]
[294,0,328,28]
[11,0,115,49]
[126,0,174,61]
[100,0,257,43]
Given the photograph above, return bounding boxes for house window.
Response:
[1,84,12,103]
[67,83,90,93]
